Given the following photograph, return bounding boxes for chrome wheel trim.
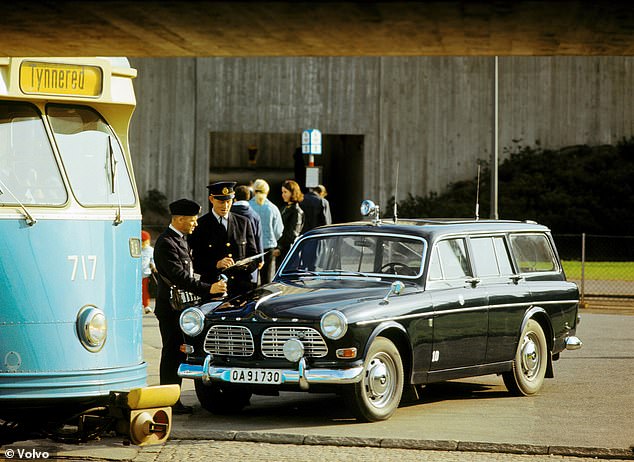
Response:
[520,332,540,380]
[363,352,396,409]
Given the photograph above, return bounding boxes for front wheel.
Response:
[503,319,548,396]
[194,380,252,414]
[344,337,404,422]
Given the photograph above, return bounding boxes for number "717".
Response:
[67,255,97,281]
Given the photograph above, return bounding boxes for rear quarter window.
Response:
[509,233,559,273]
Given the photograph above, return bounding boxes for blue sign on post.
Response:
[301,129,322,155]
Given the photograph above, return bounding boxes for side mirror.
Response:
[382,280,405,303]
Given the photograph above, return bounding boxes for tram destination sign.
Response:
[19,61,103,97]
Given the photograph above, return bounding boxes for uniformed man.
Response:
[153,198,227,414]
[189,181,260,297]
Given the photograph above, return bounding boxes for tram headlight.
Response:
[320,310,348,340]
[179,308,205,337]
[76,306,107,352]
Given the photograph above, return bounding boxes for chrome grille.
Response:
[261,327,328,358]
[204,325,254,357]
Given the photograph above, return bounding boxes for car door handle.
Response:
[466,277,481,287]
[510,275,524,284]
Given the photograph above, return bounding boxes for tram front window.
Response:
[47,105,135,206]
[0,102,67,206]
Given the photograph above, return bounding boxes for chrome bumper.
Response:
[565,336,583,350]
[178,356,364,390]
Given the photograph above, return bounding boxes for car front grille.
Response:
[204,325,254,356]
[261,327,328,358]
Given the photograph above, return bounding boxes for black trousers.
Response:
[260,248,277,285]
[155,306,186,387]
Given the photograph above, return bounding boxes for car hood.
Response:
[205,278,406,322]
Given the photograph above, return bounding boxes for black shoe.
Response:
[172,401,193,415]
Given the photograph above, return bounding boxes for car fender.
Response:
[519,306,555,378]
[362,321,413,381]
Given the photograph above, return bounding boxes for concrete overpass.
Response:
[2,1,634,57]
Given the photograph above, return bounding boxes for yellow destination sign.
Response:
[20,61,103,97]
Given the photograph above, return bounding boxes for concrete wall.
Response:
[128,57,634,216]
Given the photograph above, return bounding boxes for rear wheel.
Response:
[344,337,404,422]
[194,380,252,414]
[503,319,548,396]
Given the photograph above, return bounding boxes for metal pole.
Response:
[490,56,499,219]
[580,232,586,308]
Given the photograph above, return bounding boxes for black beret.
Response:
[207,181,236,200]
[169,198,201,216]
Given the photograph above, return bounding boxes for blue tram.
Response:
[0,57,175,445]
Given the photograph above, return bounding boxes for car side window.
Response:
[509,233,558,273]
[471,236,514,277]
[493,236,514,275]
[432,238,472,280]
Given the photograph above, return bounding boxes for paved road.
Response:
[3,310,632,461]
[142,311,634,451]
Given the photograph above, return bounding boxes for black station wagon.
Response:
[178,200,582,421]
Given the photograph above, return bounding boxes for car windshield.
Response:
[280,233,426,278]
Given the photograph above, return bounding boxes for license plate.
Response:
[230,368,282,384]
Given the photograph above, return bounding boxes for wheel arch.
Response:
[364,321,413,384]
[520,306,555,378]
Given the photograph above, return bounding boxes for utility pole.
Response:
[491,56,499,219]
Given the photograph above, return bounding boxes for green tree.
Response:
[388,139,634,235]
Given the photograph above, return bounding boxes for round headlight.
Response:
[320,310,348,340]
[180,308,205,337]
[76,306,107,352]
[283,338,305,362]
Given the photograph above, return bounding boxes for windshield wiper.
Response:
[283,270,320,277]
[107,135,123,226]
[0,179,37,226]
[320,270,370,277]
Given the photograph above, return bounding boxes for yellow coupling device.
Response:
[109,384,180,446]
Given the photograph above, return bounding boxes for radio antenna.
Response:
[475,163,481,221]
[393,160,399,223]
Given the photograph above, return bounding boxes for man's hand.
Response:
[210,279,227,295]
[216,256,235,269]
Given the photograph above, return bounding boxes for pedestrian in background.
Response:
[274,179,305,263]
[300,186,331,232]
[250,178,283,284]
[315,184,328,199]
[153,198,227,415]
[231,185,263,290]
[141,230,156,314]
[189,181,259,297]
[315,184,332,224]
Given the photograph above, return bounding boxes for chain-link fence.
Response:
[554,233,634,311]
[141,226,633,308]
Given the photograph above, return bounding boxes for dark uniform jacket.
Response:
[189,212,259,296]
[153,225,213,386]
[300,191,332,232]
[153,226,212,315]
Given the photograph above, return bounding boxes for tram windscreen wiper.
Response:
[106,135,123,225]
[0,179,37,226]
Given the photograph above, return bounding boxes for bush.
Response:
[388,139,634,235]
[141,189,170,227]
